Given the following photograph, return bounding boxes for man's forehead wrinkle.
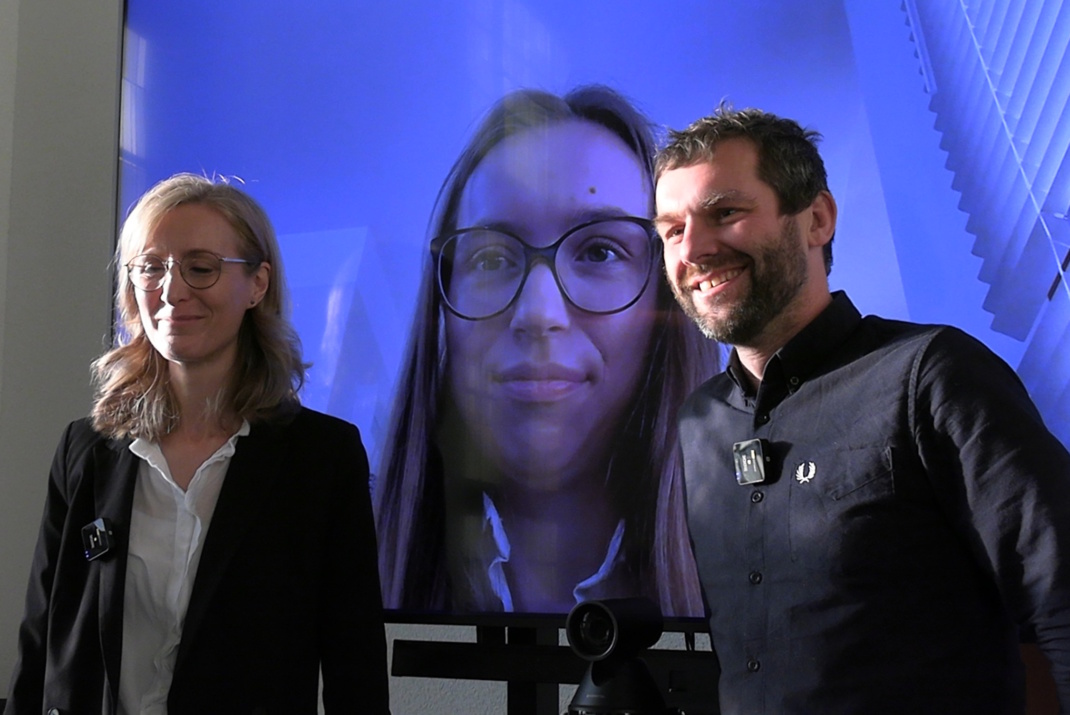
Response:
[698,189,750,210]
[656,189,751,223]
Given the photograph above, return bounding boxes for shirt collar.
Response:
[129,420,251,476]
[480,492,627,612]
[776,291,862,381]
[725,291,862,393]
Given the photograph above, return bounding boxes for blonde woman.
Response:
[5,175,389,714]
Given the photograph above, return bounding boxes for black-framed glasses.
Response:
[125,251,258,291]
[431,217,657,320]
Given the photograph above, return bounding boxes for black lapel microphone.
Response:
[82,518,115,561]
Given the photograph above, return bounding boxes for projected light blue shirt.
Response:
[481,493,627,612]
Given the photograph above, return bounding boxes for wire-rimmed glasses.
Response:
[125,251,258,291]
[431,216,658,321]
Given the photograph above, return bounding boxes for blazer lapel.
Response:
[94,437,139,711]
[174,422,286,672]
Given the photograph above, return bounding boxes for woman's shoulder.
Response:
[48,418,132,491]
[261,406,363,444]
[58,416,119,453]
[257,407,370,480]
[292,406,358,430]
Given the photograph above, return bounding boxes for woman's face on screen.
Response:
[444,119,657,492]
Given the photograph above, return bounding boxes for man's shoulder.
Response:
[826,293,961,358]
[856,312,944,342]
[850,313,989,363]
[843,316,1024,406]
[856,315,997,362]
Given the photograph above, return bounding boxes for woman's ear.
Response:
[249,262,271,307]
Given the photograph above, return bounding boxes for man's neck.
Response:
[734,288,833,388]
[735,346,774,391]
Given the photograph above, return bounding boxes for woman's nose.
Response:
[509,262,570,336]
[159,262,188,304]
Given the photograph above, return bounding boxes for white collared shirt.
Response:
[117,422,248,715]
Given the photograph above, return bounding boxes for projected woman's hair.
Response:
[373,85,718,616]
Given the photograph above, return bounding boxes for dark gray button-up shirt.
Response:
[680,292,1070,714]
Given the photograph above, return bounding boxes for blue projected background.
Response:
[120,0,1070,465]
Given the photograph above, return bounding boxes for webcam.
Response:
[566,597,663,661]
[565,598,680,715]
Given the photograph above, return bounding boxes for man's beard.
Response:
[671,217,808,345]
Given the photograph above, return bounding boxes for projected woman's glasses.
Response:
[432,216,656,320]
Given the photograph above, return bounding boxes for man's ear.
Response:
[806,190,837,249]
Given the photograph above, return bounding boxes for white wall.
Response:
[0,2,512,712]
[0,0,122,687]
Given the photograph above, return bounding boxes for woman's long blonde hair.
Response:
[91,173,306,440]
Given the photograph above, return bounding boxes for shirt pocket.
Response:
[788,444,896,575]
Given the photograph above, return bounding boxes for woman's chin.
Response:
[449,404,619,493]
[489,435,605,493]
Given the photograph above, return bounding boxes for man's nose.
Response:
[678,220,712,267]
[508,262,570,336]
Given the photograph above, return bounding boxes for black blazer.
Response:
[4,408,390,714]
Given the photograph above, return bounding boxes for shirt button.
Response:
[756,413,769,425]
[748,571,763,584]
[750,490,764,503]
[789,376,800,386]
[747,659,761,672]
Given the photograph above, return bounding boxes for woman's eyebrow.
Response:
[461,206,640,233]
[564,206,639,225]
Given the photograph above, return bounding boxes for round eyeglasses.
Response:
[125,251,258,291]
[431,217,658,321]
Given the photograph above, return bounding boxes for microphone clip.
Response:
[82,518,115,561]
[732,438,767,486]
